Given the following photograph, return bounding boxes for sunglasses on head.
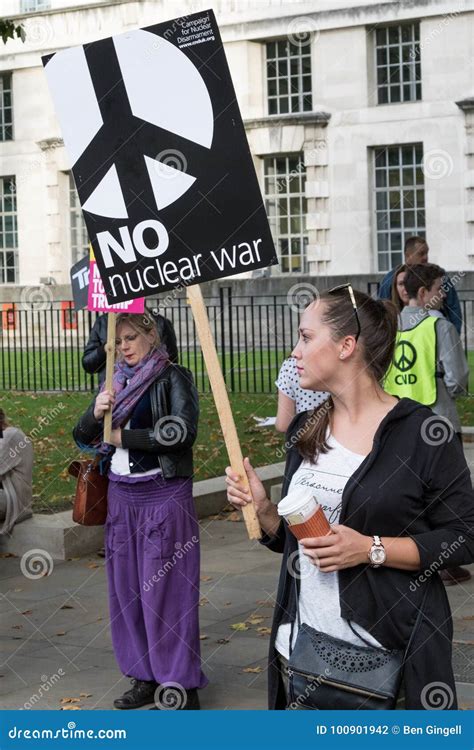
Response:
[327,283,361,342]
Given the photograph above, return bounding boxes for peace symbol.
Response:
[394,340,417,372]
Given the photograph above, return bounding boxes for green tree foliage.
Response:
[0,18,25,44]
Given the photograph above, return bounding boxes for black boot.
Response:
[114,679,158,709]
[149,687,200,710]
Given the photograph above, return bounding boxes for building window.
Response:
[266,40,312,115]
[374,143,425,271]
[375,22,421,104]
[69,173,89,264]
[0,74,13,141]
[0,177,18,284]
[264,155,307,273]
[21,0,51,11]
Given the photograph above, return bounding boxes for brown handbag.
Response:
[68,457,108,526]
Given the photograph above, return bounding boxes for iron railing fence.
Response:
[1,289,473,393]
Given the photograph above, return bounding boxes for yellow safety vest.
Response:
[384,316,438,406]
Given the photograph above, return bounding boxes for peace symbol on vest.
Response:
[393,340,417,372]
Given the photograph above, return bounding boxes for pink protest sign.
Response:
[88,254,145,313]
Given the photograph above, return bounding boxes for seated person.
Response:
[0,408,33,534]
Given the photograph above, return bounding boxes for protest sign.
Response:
[69,251,145,312]
[70,255,89,310]
[44,10,278,538]
[87,249,145,313]
[43,10,277,304]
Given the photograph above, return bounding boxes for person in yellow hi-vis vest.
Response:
[385,263,471,587]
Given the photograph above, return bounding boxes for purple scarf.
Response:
[98,345,169,451]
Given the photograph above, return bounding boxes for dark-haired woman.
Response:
[226,287,474,710]
[73,311,207,710]
[390,264,409,312]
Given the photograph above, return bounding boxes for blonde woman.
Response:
[73,311,207,710]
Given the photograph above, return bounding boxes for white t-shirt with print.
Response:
[275,434,385,659]
[275,357,329,413]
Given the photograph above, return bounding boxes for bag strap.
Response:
[290,565,431,660]
[348,578,431,660]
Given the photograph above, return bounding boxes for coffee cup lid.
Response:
[278,486,317,517]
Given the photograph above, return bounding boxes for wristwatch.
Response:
[368,535,386,568]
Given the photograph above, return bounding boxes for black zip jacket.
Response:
[82,312,179,382]
[262,398,474,710]
[72,364,197,479]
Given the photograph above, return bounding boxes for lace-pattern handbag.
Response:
[287,578,430,710]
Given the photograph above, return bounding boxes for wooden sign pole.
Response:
[187,284,261,540]
[103,312,116,444]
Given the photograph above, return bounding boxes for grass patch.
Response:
[2,384,473,515]
[0,389,280,514]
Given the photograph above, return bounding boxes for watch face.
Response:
[371,547,386,564]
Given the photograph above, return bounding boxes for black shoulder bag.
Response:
[287,577,430,710]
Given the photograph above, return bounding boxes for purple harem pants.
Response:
[105,472,208,690]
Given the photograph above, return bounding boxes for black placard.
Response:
[44,10,278,303]
[69,255,90,310]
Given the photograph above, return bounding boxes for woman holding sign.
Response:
[226,287,474,710]
[73,311,207,710]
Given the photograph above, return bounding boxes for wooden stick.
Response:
[103,312,116,444]
[187,284,261,540]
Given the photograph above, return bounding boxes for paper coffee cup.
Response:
[278,487,331,540]
[287,506,331,541]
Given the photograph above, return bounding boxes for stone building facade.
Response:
[0,0,473,290]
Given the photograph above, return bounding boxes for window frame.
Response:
[68,172,90,265]
[263,153,308,274]
[372,143,425,272]
[20,0,51,12]
[0,176,18,284]
[0,73,13,142]
[265,39,313,116]
[373,21,421,105]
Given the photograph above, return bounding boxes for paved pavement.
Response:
[0,512,473,711]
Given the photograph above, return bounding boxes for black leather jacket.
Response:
[72,365,198,479]
[82,312,179,382]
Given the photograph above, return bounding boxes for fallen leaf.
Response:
[242,666,263,673]
[257,627,272,636]
[247,617,264,625]
[224,601,232,606]
[199,598,209,607]
[461,615,474,621]
[226,512,242,522]
[199,635,208,641]
[60,604,74,610]
[87,563,100,569]
[11,625,22,630]
[61,706,81,710]
[216,637,230,644]
[200,576,213,582]
[96,617,103,621]
[256,600,274,607]
[21,610,33,616]
[231,622,249,631]
[0,553,16,558]
[79,692,92,698]
[56,631,66,636]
